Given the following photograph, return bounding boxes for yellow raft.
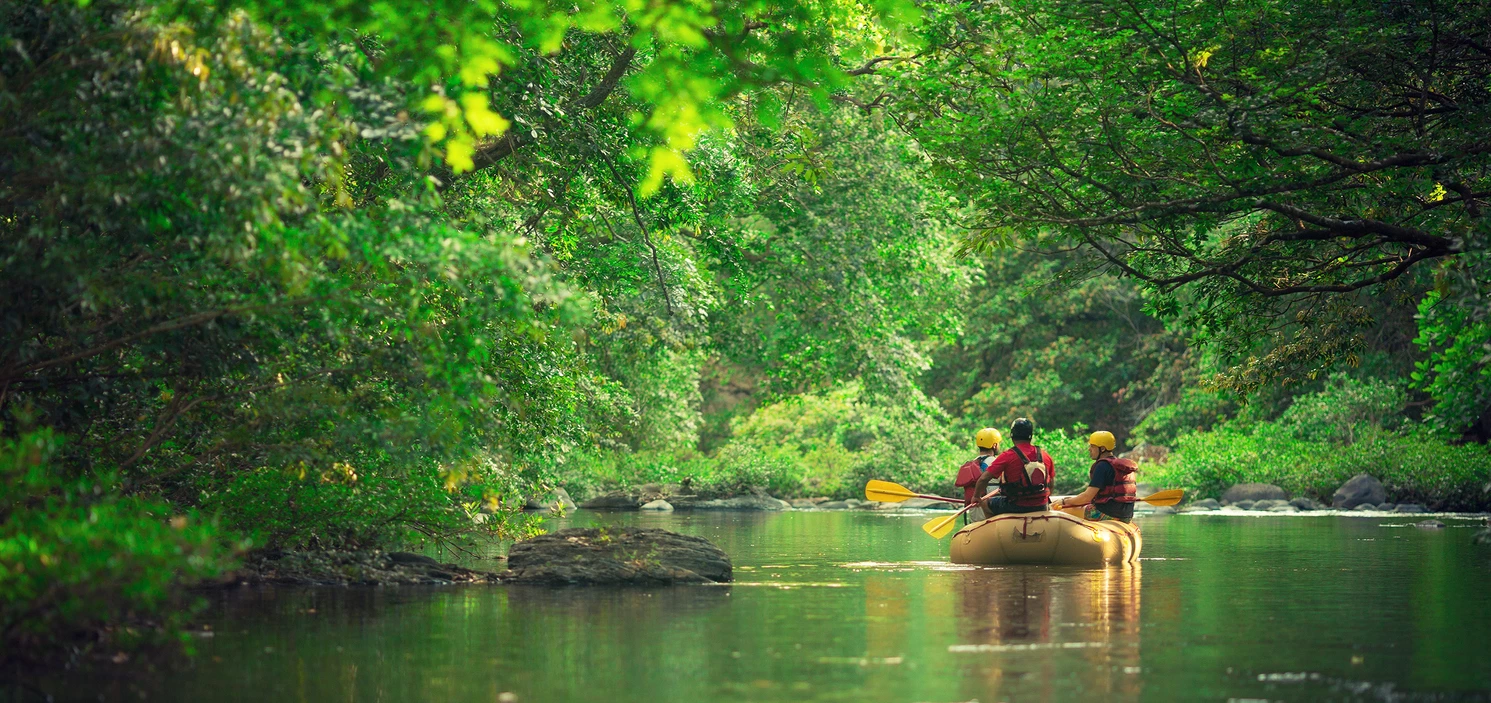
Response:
[948,510,1142,566]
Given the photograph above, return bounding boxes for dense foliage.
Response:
[3,0,1488,665]
[883,0,1491,409]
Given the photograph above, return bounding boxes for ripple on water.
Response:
[948,642,1109,653]
[839,560,982,571]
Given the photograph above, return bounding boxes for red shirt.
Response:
[987,441,1055,506]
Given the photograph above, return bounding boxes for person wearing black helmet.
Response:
[972,417,1055,517]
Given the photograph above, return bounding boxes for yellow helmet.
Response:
[975,427,1002,449]
[1088,430,1116,451]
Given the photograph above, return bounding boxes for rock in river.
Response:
[1332,473,1386,509]
[1190,498,1221,510]
[1289,498,1317,511]
[687,495,791,511]
[1222,483,1289,504]
[639,499,674,511]
[503,528,732,585]
[580,491,643,510]
[1376,503,1397,512]
[1394,503,1427,514]
[819,501,850,510]
[1251,499,1288,511]
[1414,520,1446,530]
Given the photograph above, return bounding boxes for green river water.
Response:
[56,510,1491,702]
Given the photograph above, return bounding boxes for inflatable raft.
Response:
[948,511,1142,566]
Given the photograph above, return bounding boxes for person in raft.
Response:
[972,417,1055,517]
[955,427,1002,521]
[1052,431,1139,523]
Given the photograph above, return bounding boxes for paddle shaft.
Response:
[864,480,969,505]
[1056,490,1182,509]
[944,489,1001,521]
[902,492,962,505]
[924,489,1002,538]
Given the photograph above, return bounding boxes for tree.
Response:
[887,0,1491,426]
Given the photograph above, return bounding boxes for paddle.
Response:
[923,494,993,539]
[1056,489,1186,510]
[864,480,962,505]
[923,489,1188,540]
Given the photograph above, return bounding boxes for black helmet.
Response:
[1010,417,1034,441]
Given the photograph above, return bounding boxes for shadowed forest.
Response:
[2,0,1489,663]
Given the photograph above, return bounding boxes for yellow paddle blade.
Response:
[1140,489,1185,507]
[865,479,918,503]
[922,510,964,539]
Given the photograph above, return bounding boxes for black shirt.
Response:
[1088,459,1135,519]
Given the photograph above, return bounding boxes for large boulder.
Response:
[1332,474,1386,509]
[503,528,732,585]
[1221,483,1288,504]
[580,491,643,510]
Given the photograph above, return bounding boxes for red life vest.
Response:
[955,455,994,504]
[1093,457,1139,504]
[1001,444,1051,507]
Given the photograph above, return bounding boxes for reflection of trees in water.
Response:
[953,565,1143,700]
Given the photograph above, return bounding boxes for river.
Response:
[58,510,1491,702]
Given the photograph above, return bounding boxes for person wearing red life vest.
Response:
[1052,430,1139,523]
[973,417,1055,517]
[955,428,1002,521]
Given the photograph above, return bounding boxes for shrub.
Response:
[565,390,1114,501]
[1146,423,1491,509]
[566,384,966,499]
[0,430,238,662]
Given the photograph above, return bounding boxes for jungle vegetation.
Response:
[2,0,1487,660]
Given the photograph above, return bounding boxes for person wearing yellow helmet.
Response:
[954,428,1002,521]
[1052,430,1139,523]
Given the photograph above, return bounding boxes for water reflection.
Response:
[947,565,1143,701]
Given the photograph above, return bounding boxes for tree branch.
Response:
[468,46,638,173]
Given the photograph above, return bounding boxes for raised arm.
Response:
[1054,486,1100,511]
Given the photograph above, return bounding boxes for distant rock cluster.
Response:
[1175,473,1437,514]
